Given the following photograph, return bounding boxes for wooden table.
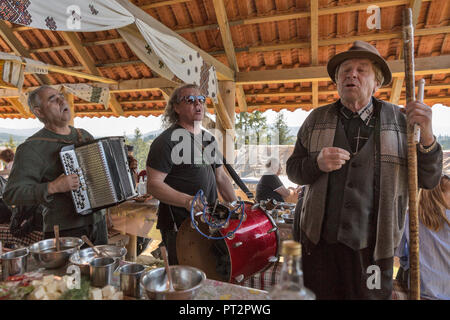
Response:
[0,256,269,300]
[107,199,159,262]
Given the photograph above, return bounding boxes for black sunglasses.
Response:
[178,95,206,105]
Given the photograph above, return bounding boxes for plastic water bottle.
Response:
[268,240,315,300]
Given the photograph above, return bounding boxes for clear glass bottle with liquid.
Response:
[268,240,315,300]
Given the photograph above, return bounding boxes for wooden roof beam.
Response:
[6,97,32,117]
[237,55,450,85]
[310,0,319,109]
[116,0,234,81]
[0,21,51,85]
[62,32,123,116]
[212,0,247,112]
[390,0,422,104]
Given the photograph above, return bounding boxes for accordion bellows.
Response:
[60,136,138,215]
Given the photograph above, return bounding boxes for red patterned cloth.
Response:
[242,262,282,292]
[0,224,43,249]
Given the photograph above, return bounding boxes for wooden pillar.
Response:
[216,81,236,164]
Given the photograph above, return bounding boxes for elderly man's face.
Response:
[174,87,205,125]
[336,58,380,106]
[34,87,71,126]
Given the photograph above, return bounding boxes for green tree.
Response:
[129,128,152,171]
[235,111,269,145]
[4,135,16,149]
[271,113,295,145]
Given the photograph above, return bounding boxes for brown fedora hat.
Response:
[327,41,392,86]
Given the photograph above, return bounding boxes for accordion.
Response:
[60,136,138,215]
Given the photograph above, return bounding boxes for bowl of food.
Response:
[29,237,83,269]
[69,245,127,277]
[140,265,206,300]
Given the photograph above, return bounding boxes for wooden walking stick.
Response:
[403,8,423,300]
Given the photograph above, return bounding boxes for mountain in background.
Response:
[0,127,40,144]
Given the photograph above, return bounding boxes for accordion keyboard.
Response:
[61,150,92,214]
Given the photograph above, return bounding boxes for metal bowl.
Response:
[69,245,127,277]
[29,237,83,269]
[140,265,206,300]
[1,247,29,281]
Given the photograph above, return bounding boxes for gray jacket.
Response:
[286,98,443,260]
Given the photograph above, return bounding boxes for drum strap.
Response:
[220,156,254,200]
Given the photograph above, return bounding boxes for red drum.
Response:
[176,202,280,284]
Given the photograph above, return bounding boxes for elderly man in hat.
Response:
[286,41,443,299]
[3,85,108,245]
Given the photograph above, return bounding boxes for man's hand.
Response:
[184,196,206,213]
[47,173,79,195]
[402,100,434,146]
[317,147,351,172]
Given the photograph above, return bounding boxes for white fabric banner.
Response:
[134,18,218,103]
[0,0,219,103]
[63,83,110,109]
[0,0,134,32]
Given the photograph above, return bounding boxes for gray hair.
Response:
[265,157,280,174]
[27,85,54,117]
[162,83,204,128]
[335,61,384,90]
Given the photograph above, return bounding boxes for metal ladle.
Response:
[81,235,113,259]
[54,225,61,251]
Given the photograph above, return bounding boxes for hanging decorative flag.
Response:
[0,60,25,91]
[63,83,110,110]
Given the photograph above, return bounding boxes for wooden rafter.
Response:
[237,55,450,85]
[0,20,51,116]
[390,0,423,105]
[212,0,248,113]
[62,32,123,116]
[0,21,51,86]
[116,0,234,82]
[310,0,319,109]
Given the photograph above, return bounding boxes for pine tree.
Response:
[271,112,295,145]
[235,111,269,145]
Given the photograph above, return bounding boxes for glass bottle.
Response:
[268,240,315,300]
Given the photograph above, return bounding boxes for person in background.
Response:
[3,85,107,245]
[126,144,138,186]
[256,157,298,203]
[0,148,15,178]
[396,174,450,300]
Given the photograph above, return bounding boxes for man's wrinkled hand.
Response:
[317,147,351,172]
[48,173,80,195]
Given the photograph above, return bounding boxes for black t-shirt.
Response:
[256,174,284,202]
[146,124,222,230]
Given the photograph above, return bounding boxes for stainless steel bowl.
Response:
[69,245,127,277]
[1,247,29,281]
[29,237,83,269]
[140,265,206,300]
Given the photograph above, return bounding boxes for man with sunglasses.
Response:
[3,85,108,245]
[146,84,237,264]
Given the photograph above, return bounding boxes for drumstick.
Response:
[212,199,219,215]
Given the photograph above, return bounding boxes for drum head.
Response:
[176,216,231,282]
